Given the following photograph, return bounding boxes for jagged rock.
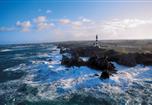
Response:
[58,44,152,67]
[87,56,98,68]
[118,54,137,67]
[100,71,110,79]
[87,56,116,71]
[105,50,120,61]
[61,55,71,66]
[61,54,86,67]
[94,74,99,76]
[61,51,117,79]
[59,46,71,54]
[135,53,152,66]
[60,47,66,54]
[61,53,117,73]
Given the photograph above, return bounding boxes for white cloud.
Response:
[0,27,15,32]
[54,18,152,40]
[72,21,83,27]
[16,21,31,32]
[4,17,152,40]
[34,16,46,23]
[72,17,94,28]
[59,19,71,24]
[101,18,152,36]
[34,16,54,30]
[59,17,93,27]
[79,17,92,23]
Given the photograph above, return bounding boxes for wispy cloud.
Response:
[59,17,93,28]
[59,19,71,24]
[55,18,152,40]
[2,16,152,40]
[16,21,31,32]
[0,27,15,32]
[34,16,54,30]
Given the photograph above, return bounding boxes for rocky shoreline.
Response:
[56,42,152,79]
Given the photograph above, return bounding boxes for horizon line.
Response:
[0,39,152,45]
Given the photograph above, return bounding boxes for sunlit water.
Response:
[0,43,152,105]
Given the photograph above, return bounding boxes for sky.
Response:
[0,0,152,44]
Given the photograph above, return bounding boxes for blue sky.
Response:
[0,0,152,44]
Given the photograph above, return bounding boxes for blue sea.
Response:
[0,43,152,105]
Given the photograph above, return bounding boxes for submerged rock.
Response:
[47,58,52,62]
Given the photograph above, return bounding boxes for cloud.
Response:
[34,16,46,23]
[73,17,94,28]
[59,19,71,24]
[54,18,152,40]
[79,17,92,23]
[16,21,31,32]
[34,16,54,30]
[58,17,93,29]
[101,18,152,36]
[0,27,15,32]
[71,21,83,28]
[3,16,152,40]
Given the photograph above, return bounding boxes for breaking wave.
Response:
[0,44,151,105]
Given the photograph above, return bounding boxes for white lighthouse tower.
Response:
[95,34,98,46]
[94,34,99,47]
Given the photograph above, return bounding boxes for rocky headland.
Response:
[55,40,152,79]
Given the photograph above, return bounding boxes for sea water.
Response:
[0,43,152,105]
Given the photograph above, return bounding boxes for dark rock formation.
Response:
[59,44,152,79]
[61,55,86,67]
[94,74,100,76]
[117,54,137,67]
[61,52,117,79]
[58,42,152,66]
[135,53,152,66]
[100,71,110,79]
[87,56,116,72]
[104,50,120,62]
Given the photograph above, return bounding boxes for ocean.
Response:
[0,43,152,105]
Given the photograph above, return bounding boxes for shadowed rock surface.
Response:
[57,41,152,67]
[100,71,110,79]
[61,51,117,79]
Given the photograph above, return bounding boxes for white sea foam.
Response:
[37,53,50,58]
[1,45,152,104]
[23,52,152,101]
[3,64,26,72]
[80,57,89,62]
[0,49,12,52]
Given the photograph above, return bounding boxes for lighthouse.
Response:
[96,34,98,46]
[94,34,99,47]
